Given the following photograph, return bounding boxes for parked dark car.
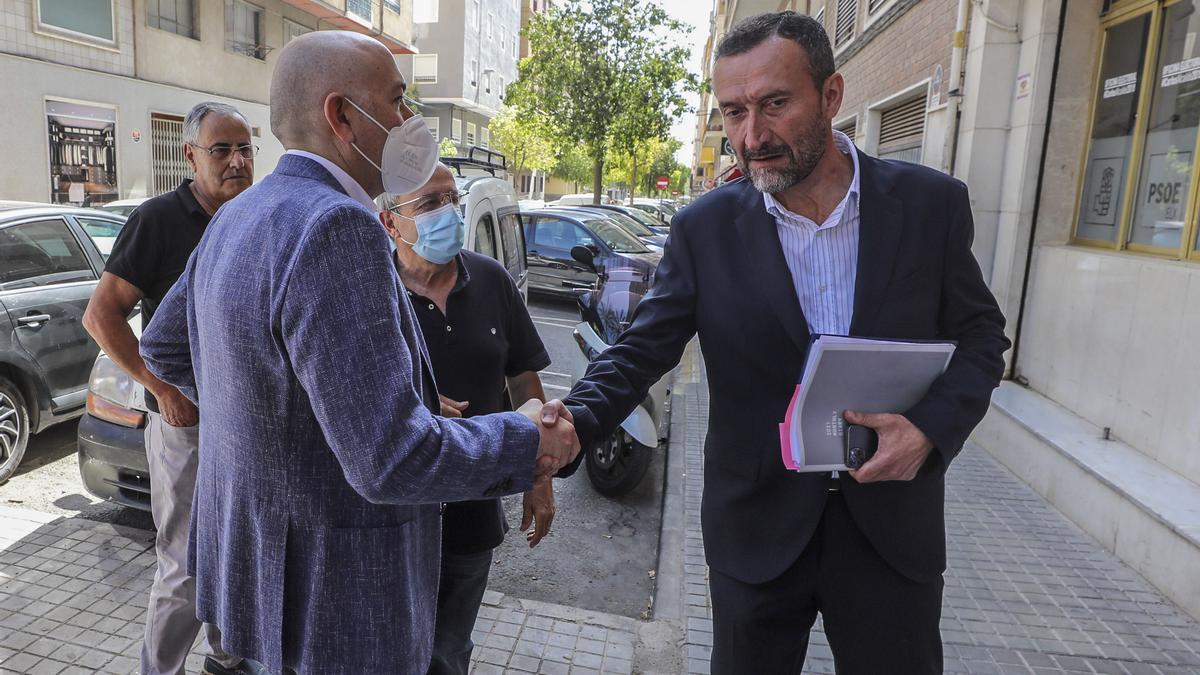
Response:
[555,206,668,251]
[521,209,660,298]
[0,202,126,485]
[589,204,670,234]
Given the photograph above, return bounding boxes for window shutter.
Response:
[835,0,856,46]
[150,113,189,196]
[878,97,926,152]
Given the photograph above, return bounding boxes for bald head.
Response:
[270,30,403,147]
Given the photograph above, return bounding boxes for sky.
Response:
[658,0,714,166]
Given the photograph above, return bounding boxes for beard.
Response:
[737,115,828,195]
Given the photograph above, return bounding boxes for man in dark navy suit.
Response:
[558,12,1010,674]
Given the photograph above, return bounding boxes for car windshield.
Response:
[596,211,654,237]
[621,208,661,228]
[583,219,649,253]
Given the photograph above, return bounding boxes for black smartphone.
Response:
[844,424,879,470]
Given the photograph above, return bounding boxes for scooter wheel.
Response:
[585,429,653,497]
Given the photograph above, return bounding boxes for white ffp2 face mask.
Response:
[345,98,439,196]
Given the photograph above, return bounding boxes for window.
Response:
[834,115,857,140]
[466,122,477,145]
[46,100,118,207]
[148,0,197,39]
[425,116,440,139]
[1128,2,1200,251]
[413,54,438,84]
[150,113,190,196]
[75,217,124,260]
[484,71,492,94]
[481,126,490,148]
[470,58,478,87]
[834,0,856,47]
[473,0,481,30]
[533,219,594,249]
[814,6,825,28]
[414,0,439,23]
[475,213,498,261]
[499,76,506,100]
[488,13,494,40]
[37,0,114,44]
[384,0,401,12]
[499,212,527,281]
[452,118,462,142]
[283,18,311,46]
[877,96,925,162]
[0,219,94,290]
[226,0,267,60]
[347,0,373,23]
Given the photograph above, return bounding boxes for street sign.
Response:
[655,175,670,190]
[721,138,734,156]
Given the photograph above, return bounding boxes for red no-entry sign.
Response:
[655,176,670,190]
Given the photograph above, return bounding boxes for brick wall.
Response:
[813,0,958,128]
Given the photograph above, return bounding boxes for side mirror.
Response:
[571,244,599,271]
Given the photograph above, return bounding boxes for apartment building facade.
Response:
[0,0,414,205]
[397,0,520,158]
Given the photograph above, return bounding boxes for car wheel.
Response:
[585,429,653,497]
[0,376,31,486]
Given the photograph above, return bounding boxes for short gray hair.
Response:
[374,163,455,212]
[183,102,248,145]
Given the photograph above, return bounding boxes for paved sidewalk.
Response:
[673,358,1200,674]
[3,343,1200,674]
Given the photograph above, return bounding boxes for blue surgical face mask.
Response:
[398,203,465,264]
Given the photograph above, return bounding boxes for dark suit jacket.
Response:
[564,152,1010,585]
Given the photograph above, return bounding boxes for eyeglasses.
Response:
[390,190,464,218]
[190,143,259,161]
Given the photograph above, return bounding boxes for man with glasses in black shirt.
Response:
[377,165,556,675]
[83,102,264,675]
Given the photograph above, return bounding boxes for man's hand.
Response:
[155,386,198,428]
[520,478,555,547]
[843,411,933,483]
[439,395,469,418]
[518,398,580,480]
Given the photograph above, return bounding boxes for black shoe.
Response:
[202,657,270,675]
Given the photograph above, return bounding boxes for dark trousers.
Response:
[709,491,944,675]
[427,548,494,675]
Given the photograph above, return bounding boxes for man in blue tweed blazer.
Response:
[140,31,579,674]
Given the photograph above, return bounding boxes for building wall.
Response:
[404,0,517,113]
[829,0,956,148]
[1012,0,1200,483]
[133,0,322,105]
[0,0,135,75]
[1017,245,1200,485]
[0,52,282,202]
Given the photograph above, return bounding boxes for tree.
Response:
[551,145,594,193]
[511,0,696,203]
[488,106,558,197]
[438,137,458,157]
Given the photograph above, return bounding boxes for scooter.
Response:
[569,245,671,496]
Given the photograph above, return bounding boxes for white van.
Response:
[554,193,615,206]
[447,151,530,302]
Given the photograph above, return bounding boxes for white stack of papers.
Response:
[779,335,956,472]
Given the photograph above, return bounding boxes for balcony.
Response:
[281,0,416,54]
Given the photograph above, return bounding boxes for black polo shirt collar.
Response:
[175,179,210,223]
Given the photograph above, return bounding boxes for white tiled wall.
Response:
[1019,245,1200,485]
[0,0,135,76]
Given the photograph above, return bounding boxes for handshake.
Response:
[518,398,581,481]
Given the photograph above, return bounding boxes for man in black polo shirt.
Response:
[377,165,556,675]
[83,102,263,675]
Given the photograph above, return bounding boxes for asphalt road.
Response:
[0,295,666,619]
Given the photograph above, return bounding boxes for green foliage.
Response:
[488,106,558,182]
[551,144,594,189]
[510,0,698,202]
[438,137,458,157]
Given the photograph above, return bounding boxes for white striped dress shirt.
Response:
[763,130,861,336]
